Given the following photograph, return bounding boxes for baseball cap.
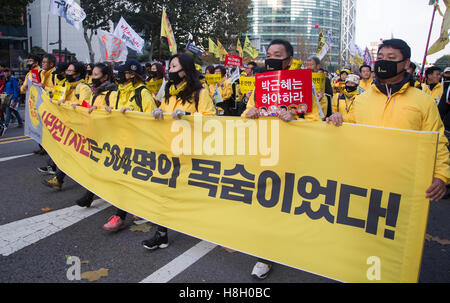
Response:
[345,74,360,85]
[115,59,143,75]
[444,67,450,73]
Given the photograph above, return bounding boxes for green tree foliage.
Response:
[0,0,33,27]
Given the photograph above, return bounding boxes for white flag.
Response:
[97,30,128,63]
[229,67,240,84]
[49,0,86,30]
[113,17,145,53]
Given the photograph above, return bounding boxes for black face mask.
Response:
[56,74,65,81]
[374,59,406,79]
[443,76,450,82]
[169,70,184,85]
[66,75,76,82]
[27,64,33,70]
[345,85,358,93]
[116,71,126,84]
[87,70,92,76]
[92,77,103,87]
[265,57,289,71]
[148,71,157,78]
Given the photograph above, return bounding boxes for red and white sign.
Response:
[254,69,312,116]
[31,68,41,84]
[224,55,243,68]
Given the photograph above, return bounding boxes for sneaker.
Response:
[37,166,57,175]
[0,125,7,137]
[251,262,272,280]
[103,215,125,232]
[75,192,94,208]
[42,177,62,191]
[142,232,169,250]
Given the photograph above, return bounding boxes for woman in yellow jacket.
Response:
[145,62,165,106]
[102,59,158,233]
[332,74,361,123]
[57,62,92,106]
[143,53,215,251]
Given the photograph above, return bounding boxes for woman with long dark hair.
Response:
[142,53,215,250]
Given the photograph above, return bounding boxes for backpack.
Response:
[114,86,148,112]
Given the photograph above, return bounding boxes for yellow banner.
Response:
[239,76,255,94]
[205,74,222,86]
[36,99,438,283]
[312,72,326,93]
[289,59,303,70]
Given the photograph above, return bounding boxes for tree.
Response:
[80,0,122,63]
[0,0,33,27]
[434,55,450,70]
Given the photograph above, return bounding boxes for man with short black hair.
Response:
[39,54,57,92]
[20,54,41,94]
[358,64,373,92]
[423,66,443,103]
[327,38,449,202]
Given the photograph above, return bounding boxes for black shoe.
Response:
[142,232,169,250]
[75,192,94,208]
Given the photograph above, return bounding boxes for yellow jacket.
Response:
[160,87,216,115]
[20,67,42,94]
[64,79,92,105]
[359,78,373,92]
[209,79,233,101]
[422,82,443,103]
[113,82,157,113]
[354,82,450,183]
[241,90,322,121]
[332,92,358,123]
[40,67,57,92]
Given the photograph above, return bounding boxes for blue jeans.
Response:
[5,107,23,127]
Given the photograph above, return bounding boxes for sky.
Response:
[355,0,449,65]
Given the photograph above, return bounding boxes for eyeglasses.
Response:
[66,70,76,73]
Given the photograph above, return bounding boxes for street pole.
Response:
[420,3,437,82]
[58,16,62,63]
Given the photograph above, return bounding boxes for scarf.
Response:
[169,81,187,96]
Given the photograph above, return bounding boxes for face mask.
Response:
[116,71,126,84]
[65,75,76,82]
[56,74,65,81]
[148,71,157,78]
[87,70,92,76]
[265,57,289,71]
[374,59,406,79]
[345,85,358,93]
[27,64,33,70]
[443,76,450,82]
[92,77,103,87]
[169,70,184,85]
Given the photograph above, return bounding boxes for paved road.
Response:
[0,121,448,285]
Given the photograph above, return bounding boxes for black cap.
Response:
[53,62,69,75]
[115,59,143,75]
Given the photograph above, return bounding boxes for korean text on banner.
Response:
[34,94,438,283]
[114,17,145,53]
[254,69,313,116]
[98,30,128,63]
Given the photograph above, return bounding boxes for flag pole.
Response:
[420,2,438,81]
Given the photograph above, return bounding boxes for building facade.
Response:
[247,0,356,70]
[26,0,102,63]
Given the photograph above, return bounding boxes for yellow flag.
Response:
[217,40,228,61]
[243,36,258,59]
[427,31,449,55]
[208,38,219,58]
[316,29,327,59]
[160,8,177,55]
[237,39,244,58]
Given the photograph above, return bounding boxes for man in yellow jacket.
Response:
[327,38,449,201]
[38,54,57,92]
[422,66,443,104]
[358,64,373,92]
[242,39,323,122]
[20,54,41,94]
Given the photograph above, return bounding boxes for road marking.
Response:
[140,240,217,283]
[0,138,32,145]
[0,135,28,142]
[0,153,34,162]
[0,199,110,256]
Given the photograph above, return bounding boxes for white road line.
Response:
[0,153,34,162]
[140,240,217,283]
[0,199,110,256]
